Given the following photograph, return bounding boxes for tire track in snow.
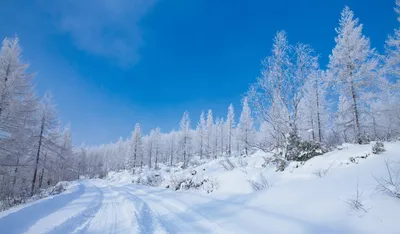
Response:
[115,187,169,234]
[123,186,231,234]
[46,184,104,234]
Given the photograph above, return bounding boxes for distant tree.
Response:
[179,111,191,168]
[206,109,214,158]
[153,128,161,169]
[238,97,255,156]
[225,104,235,156]
[196,111,206,159]
[128,123,142,171]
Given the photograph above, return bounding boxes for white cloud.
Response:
[45,0,157,65]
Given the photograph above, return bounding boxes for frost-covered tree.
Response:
[0,37,37,173]
[153,128,161,169]
[248,31,318,156]
[225,104,235,156]
[238,97,255,156]
[31,94,61,196]
[335,94,355,143]
[179,111,191,168]
[206,109,214,158]
[58,125,74,181]
[166,130,178,166]
[385,0,400,78]
[196,111,206,159]
[299,70,327,142]
[128,123,142,170]
[327,6,378,144]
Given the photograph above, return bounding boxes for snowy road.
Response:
[0,171,397,234]
[0,180,240,234]
[0,179,364,234]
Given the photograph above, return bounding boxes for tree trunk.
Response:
[148,145,152,169]
[39,152,47,189]
[315,79,322,142]
[310,117,315,141]
[183,135,187,168]
[133,145,137,168]
[0,63,11,117]
[155,147,158,169]
[170,140,174,166]
[350,84,361,144]
[31,116,45,196]
[228,125,232,157]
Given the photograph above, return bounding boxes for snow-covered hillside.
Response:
[0,142,399,234]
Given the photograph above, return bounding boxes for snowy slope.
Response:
[0,142,399,234]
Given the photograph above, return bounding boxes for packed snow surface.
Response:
[0,142,400,234]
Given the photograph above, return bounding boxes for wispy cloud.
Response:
[44,0,157,65]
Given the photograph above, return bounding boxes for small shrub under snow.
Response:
[284,132,325,162]
[345,180,369,213]
[262,155,288,172]
[372,142,385,155]
[220,158,236,171]
[248,173,271,191]
[348,153,370,164]
[170,170,218,193]
[133,172,164,187]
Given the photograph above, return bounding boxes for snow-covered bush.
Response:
[284,132,302,161]
[284,132,325,162]
[133,172,164,187]
[372,142,385,154]
[220,158,236,171]
[248,173,271,191]
[47,181,68,195]
[296,141,325,161]
[169,170,217,193]
[348,153,370,164]
[262,155,288,172]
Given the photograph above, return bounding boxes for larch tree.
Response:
[153,127,161,169]
[128,123,142,171]
[225,104,235,157]
[31,94,60,196]
[238,97,255,156]
[248,31,318,158]
[206,109,213,158]
[385,0,400,78]
[327,6,378,144]
[196,111,206,159]
[299,69,327,142]
[179,111,191,168]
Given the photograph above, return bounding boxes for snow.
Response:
[0,142,399,233]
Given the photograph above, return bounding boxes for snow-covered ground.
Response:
[0,142,399,234]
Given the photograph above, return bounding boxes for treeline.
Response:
[0,37,75,207]
[80,4,400,177]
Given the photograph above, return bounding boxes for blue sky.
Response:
[0,0,397,145]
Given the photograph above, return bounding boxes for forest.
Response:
[0,4,399,211]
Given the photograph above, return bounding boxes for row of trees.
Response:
[0,37,75,206]
[80,99,256,177]
[80,3,400,176]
